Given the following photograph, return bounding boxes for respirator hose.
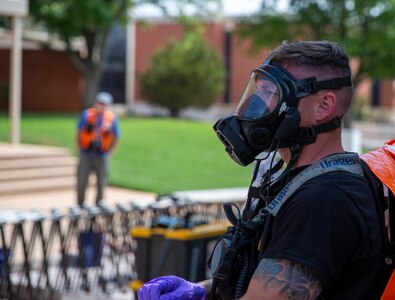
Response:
[223,203,239,226]
[235,251,250,300]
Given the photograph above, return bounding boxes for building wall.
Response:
[133,22,395,117]
[133,21,270,108]
[379,79,395,108]
[229,35,270,106]
[0,49,82,112]
[0,50,10,108]
[134,22,186,100]
[1,21,394,115]
[134,22,229,102]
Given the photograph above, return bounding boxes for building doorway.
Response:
[99,23,126,104]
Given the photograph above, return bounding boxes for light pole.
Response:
[126,16,136,112]
[10,15,23,145]
[0,0,29,145]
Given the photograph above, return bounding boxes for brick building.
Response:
[1,19,394,121]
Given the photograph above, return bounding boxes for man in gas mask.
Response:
[138,41,384,299]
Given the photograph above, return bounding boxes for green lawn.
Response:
[0,113,252,194]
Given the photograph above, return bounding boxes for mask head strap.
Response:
[263,58,353,100]
[296,76,353,98]
[278,116,342,148]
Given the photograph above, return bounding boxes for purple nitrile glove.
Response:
[138,275,205,300]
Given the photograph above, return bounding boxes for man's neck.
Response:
[278,131,344,168]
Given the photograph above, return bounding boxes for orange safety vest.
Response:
[79,108,116,152]
[360,139,395,300]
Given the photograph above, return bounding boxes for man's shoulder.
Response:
[310,163,366,183]
[290,170,367,202]
[80,108,94,116]
[78,109,90,121]
[305,170,368,195]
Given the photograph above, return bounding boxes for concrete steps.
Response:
[0,144,78,195]
[0,176,76,195]
[0,156,76,171]
[0,165,76,181]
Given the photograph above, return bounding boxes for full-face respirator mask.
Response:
[214,60,352,166]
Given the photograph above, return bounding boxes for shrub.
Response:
[140,29,225,117]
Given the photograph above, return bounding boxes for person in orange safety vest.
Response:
[76,92,120,206]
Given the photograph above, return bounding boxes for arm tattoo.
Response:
[250,258,322,300]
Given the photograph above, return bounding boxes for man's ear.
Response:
[316,91,336,121]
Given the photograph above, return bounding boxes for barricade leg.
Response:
[97,203,118,292]
[78,205,103,293]
[59,207,82,291]
[44,209,66,292]
[26,210,50,294]
[8,218,33,300]
[116,203,136,287]
[0,222,13,299]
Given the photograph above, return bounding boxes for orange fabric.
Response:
[381,270,395,300]
[360,139,395,196]
[361,139,395,299]
[79,108,116,152]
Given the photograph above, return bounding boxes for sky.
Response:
[133,0,270,18]
[221,0,264,16]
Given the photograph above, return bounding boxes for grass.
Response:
[0,113,252,194]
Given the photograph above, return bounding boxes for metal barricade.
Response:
[0,188,247,299]
[45,208,67,292]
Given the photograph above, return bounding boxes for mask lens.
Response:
[236,71,280,120]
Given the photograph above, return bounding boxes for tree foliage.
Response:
[239,0,395,84]
[29,0,134,108]
[140,27,225,116]
[237,0,395,126]
[28,0,220,108]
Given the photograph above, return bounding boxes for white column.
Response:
[9,15,23,145]
[342,128,362,154]
[126,20,136,110]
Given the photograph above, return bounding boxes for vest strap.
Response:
[265,152,364,216]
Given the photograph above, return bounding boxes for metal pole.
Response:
[9,16,23,145]
[126,20,136,111]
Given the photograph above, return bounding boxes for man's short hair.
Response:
[270,40,353,112]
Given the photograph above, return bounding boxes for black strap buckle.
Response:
[297,78,319,97]
[299,126,316,138]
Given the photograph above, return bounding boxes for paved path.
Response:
[0,185,157,213]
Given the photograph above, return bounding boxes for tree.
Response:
[29,0,134,108]
[237,0,395,126]
[140,27,225,116]
[28,0,220,108]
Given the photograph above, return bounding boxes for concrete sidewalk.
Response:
[0,185,157,213]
